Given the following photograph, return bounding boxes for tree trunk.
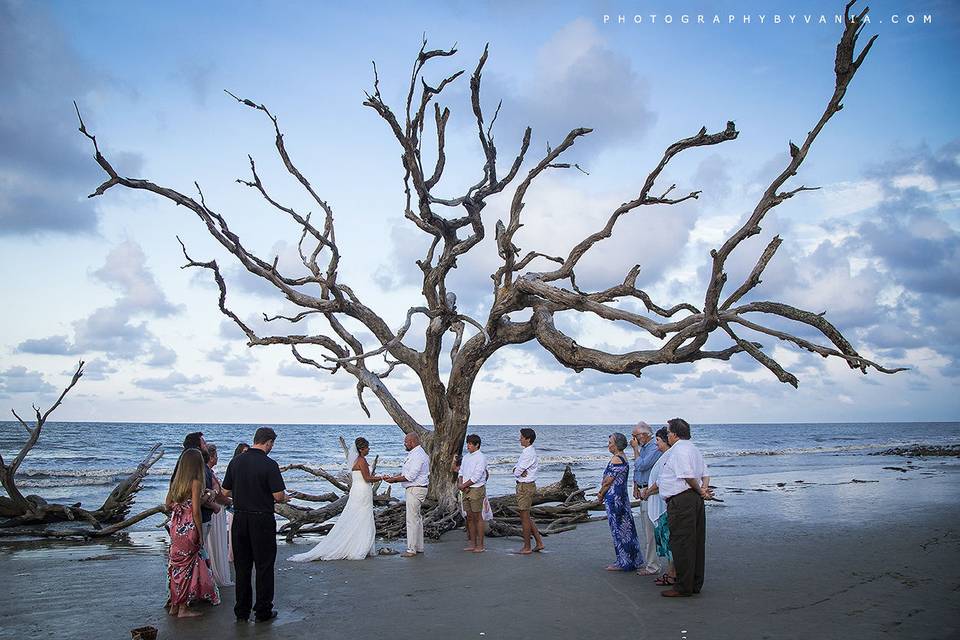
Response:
[422,407,469,511]
[0,466,30,517]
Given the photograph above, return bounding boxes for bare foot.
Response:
[167,605,179,616]
[605,564,624,571]
[463,546,476,552]
[533,545,545,552]
[472,548,485,553]
[177,608,203,618]
[516,548,533,555]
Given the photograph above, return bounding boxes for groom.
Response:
[383,433,430,557]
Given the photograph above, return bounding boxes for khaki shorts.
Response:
[463,485,486,513]
[516,481,536,511]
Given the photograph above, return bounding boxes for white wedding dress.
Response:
[288,470,376,561]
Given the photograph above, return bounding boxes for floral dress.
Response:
[602,456,643,570]
[168,498,221,607]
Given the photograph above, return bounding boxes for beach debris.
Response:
[850,479,879,483]
[871,445,960,457]
[130,626,158,640]
[882,467,910,473]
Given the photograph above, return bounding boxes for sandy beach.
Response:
[1,457,958,640]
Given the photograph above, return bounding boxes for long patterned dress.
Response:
[168,499,221,607]
[603,456,643,570]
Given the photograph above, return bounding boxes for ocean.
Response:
[3,421,959,536]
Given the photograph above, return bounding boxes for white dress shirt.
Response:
[401,445,430,488]
[513,445,539,483]
[459,450,487,487]
[647,454,668,523]
[657,439,709,500]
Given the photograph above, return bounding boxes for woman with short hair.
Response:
[642,428,677,586]
[597,432,643,571]
[205,443,233,587]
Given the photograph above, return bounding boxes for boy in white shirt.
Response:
[458,434,488,553]
[513,428,544,554]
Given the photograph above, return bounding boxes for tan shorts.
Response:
[516,481,536,511]
[463,485,486,513]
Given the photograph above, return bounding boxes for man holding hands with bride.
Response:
[383,433,430,557]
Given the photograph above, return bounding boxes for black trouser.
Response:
[231,511,277,619]
[666,489,706,595]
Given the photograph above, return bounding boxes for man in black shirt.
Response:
[222,427,287,623]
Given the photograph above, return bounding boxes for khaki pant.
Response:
[463,485,486,513]
[405,486,428,553]
[516,481,536,511]
[638,496,661,573]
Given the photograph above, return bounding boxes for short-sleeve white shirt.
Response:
[658,440,708,499]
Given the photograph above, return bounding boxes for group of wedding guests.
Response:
[161,417,710,622]
[163,427,435,622]
[600,417,712,597]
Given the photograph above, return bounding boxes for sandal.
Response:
[654,574,676,586]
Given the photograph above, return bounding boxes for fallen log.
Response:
[1,363,167,539]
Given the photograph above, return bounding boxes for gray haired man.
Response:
[631,421,662,576]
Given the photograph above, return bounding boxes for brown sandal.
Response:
[654,574,676,586]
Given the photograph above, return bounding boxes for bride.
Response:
[288,437,384,562]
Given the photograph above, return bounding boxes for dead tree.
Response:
[75,2,902,535]
[0,362,165,536]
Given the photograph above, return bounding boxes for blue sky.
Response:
[1,0,958,424]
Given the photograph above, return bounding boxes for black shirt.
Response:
[201,465,214,524]
[222,448,285,513]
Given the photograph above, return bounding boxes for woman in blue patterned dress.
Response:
[597,432,643,571]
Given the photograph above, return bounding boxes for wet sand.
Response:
[1,459,958,640]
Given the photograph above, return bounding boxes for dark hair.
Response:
[355,437,369,452]
[667,418,691,440]
[233,442,249,457]
[253,427,277,445]
[520,428,536,444]
[183,432,204,450]
[655,427,670,445]
[466,434,481,448]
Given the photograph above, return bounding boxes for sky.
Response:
[1,0,958,425]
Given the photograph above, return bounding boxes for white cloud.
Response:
[133,371,207,393]
[0,366,55,395]
[92,240,181,316]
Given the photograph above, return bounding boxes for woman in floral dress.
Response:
[597,432,643,571]
[166,448,220,618]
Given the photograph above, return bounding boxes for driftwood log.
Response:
[0,362,166,539]
[75,2,901,533]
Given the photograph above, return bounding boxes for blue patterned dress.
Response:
[603,456,642,570]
